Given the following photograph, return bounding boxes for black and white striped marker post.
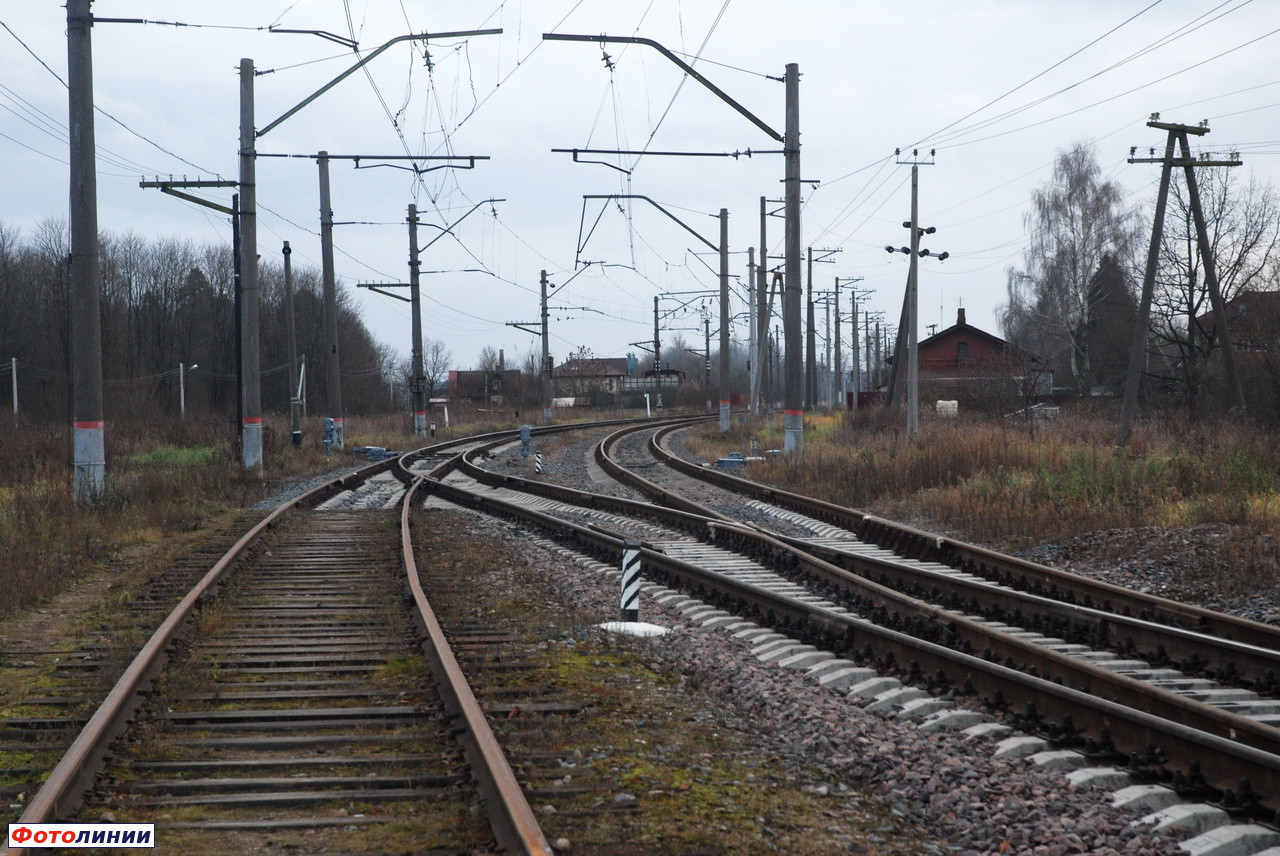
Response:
[620,539,642,622]
[534,451,543,474]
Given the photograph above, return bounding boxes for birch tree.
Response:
[1000,143,1141,393]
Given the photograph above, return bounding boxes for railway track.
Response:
[11,415,833,855]
[426,419,1280,849]
[12,415,1280,853]
[85,510,489,852]
[5,442,554,856]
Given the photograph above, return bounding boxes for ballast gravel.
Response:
[454,430,1194,854]
[282,427,1254,853]
[458,511,1187,855]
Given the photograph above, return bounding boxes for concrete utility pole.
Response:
[872,320,880,392]
[585,193,730,424]
[238,29,499,470]
[804,247,839,408]
[747,248,757,416]
[823,298,832,407]
[783,63,804,455]
[754,196,769,414]
[885,151,944,438]
[505,269,554,422]
[317,152,343,449]
[541,271,552,422]
[283,242,302,445]
[703,313,713,410]
[806,248,815,409]
[906,166,920,437]
[653,296,662,374]
[837,277,866,410]
[407,204,426,436]
[67,0,105,504]
[851,296,859,410]
[238,58,263,474]
[1117,119,1244,446]
[718,208,731,432]
[546,35,795,432]
[833,283,841,408]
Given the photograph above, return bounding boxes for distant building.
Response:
[1196,289,1280,355]
[552,356,682,408]
[448,369,524,404]
[916,308,1051,411]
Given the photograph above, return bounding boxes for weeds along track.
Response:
[5,418,683,855]
[413,523,649,853]
[11,427,703,855]
[431,421,1280,827]
[0,512,269,821]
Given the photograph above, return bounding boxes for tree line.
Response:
[1000,142,1280,420]
[0,220,396,424]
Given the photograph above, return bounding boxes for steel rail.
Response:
[644,423,1280,654]
[3,417,646,855]
[589,424,1280,689]
[419,469,1280,817]
[2,458,397,855]
[394,414,709,484]
[400,477,553,856]
[456,427,1280,763]
[451,421,1280,716]
[447,423,1280,712]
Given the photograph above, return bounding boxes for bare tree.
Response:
[1146,168,1280,412]
[1000,143,1142,393]
[423,338,452,397]
[475,345,502,371]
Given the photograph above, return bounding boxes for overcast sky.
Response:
[4,1,1278,373]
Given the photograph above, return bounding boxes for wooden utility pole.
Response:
[1117,119,1243,446]
[67,0,105,503]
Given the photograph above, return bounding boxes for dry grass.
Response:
[686,406,1280,566]
[0,404,585,619]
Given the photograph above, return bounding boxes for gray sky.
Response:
[4,1,1278,372]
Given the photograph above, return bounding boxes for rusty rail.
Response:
[645,422,1280,654]
[400,477,553,856]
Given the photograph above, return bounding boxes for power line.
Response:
[919,1,1250,150]
[1,20,219,176]
[911,0,1169,150]
[924,4,1272,151]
